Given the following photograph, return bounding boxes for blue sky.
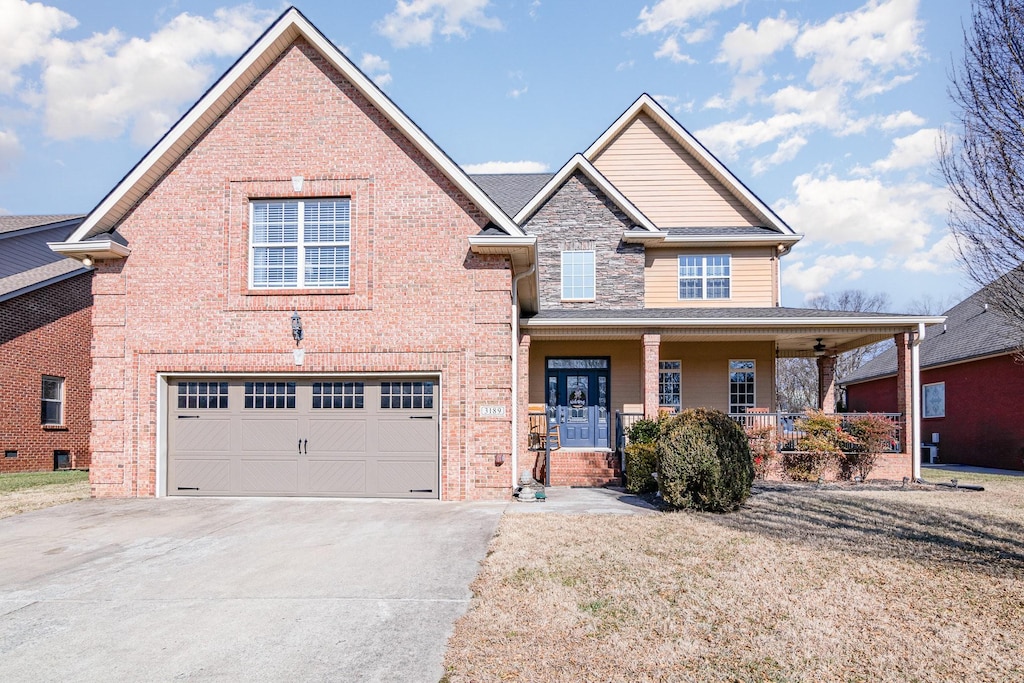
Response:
[0,0,973,310]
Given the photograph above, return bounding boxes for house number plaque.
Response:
[479,405,507,417]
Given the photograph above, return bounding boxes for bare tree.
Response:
[776,290,892,412]
[940,0,1024,339]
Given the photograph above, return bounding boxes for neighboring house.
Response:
[843,279,1024,471]
[49,8,940,500]
[1,215,92,473]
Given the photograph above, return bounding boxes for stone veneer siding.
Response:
[86,38,513,500]
[526,172,644,310]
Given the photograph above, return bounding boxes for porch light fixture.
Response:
[813,338,827,356]
[291,311,303,345]
[81,255,94,267]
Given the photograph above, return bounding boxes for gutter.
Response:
[510,263,536,491]
[522,315,946,328]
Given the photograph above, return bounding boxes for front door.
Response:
[546,358,610,449]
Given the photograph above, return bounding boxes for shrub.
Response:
[656,408,754,512]
[627,418,660,445]
[783,410,852,481]
[746,423,777,480]
[839,414,898,480]
[624,418,660,494]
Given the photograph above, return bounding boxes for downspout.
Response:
[911,322,925,481]
[510,263,537,491]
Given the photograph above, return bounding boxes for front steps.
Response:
[531,448,622,487]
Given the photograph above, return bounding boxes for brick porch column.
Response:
[817,354,837,412]
[517,333,531,460]
[642,333,661,419]
[894,332,912,454]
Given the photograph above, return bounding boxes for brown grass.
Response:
[0,473,89,519]
[444,473,1024,682]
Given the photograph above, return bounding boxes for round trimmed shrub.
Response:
[656,408,754,512]
[625,418,660,494]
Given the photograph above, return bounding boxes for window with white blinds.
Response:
[250,199,350,288]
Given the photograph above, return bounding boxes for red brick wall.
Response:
[0,273,93,472]
[89,39,513,500]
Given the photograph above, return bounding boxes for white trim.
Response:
[922,381,945,419]
[41,375,64,426]
[584,94,797,236]
[678,254,731,301]
[48,239,130,261]
[560,249,596,301]
[911,323,924,481]
[248,198,351,290]
[63,7,522,248]
[514,153,658,230]
[156,374,168,497]
[522,315,945,328]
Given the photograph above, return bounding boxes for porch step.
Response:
[544,450,623,488]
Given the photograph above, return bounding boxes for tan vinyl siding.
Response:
[661,341,776,413]
[528,341,642,414]
[645,247,776,308]
[592,114,762,228]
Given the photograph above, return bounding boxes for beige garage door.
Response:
[167,377,439,498]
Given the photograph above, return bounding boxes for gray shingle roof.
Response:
[469,173,553,217]
[0,216,89,301]
[843,280,1022,384]
[525,307,907,321]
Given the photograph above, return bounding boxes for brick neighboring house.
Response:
[50,8,940,500]
[1,215,92,473]
[843,278,1024,472]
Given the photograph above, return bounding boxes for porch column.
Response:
[642,333,661,419]
[518,333,532,462]
[817,354,837,412]
[894,332,912,455]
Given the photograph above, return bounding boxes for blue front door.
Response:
[546,358,610,449]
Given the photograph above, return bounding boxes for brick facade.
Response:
[88,39,513,500]
[524,172,644,310]
[0,273,93,472]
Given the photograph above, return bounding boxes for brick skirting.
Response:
[533,449,622,487]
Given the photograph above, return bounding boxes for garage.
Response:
[167,377,439,498]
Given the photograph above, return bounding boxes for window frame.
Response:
[248,198,351,290]
[41,376,64,426]
[659,360,681,412]
[728,360,756,414]
[560,249,596,301]
[678,254,731,300]
[922,381,945,419]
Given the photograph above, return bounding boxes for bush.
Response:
[746,423,777,480]
[627,418,660,445]
[656,408,754,512]
[839,414,897,480]
[783,410,852,481]
[624,418,660,494]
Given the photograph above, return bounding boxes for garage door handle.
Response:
[410,489,433,493]
[409,415,433,419]
[177,487,199,491]
[303,439,308,454]
[178,415,199,419]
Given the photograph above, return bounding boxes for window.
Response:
[923,382,945,418]
[177,382,229,409]
[728,360,755,414]
[659,360,681,411]
[679,255,731,299]
[41,376,63,425]
[244,382,296,409]
[313,382,364,409]
[381,381,434,409]
[561,250,595,300]
[4,450,16,459]
[250,199,350,289]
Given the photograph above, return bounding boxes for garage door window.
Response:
[313,382,364,409]
[177,381,229,409]
[381,381,434,409]
[244,381,296,409]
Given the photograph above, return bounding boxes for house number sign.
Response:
[479,405,507,417]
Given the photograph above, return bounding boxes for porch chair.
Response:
[527,403,561,451]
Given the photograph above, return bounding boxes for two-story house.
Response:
[50,8,939,500]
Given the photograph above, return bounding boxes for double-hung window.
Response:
[561,250,595,300]
[250,199,350,289]
[41,376,63,425]
[679,255,731,300]
[728,360,755,414]
[659,361,681,411]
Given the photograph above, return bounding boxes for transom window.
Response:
[177,382,229,409]
[728,360,755,414]
[244,381,296,409]
[313,382,364,409]
[561,250,595,300]
[381,381,434,409]
[659,361,681,411]
[250,199,350,289]
[41,376,64,425]
[679,255,731,300]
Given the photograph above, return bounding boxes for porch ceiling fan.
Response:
[813,338,827,356]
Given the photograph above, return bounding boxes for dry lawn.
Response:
[444,473,1024,682]
[0,471,89,519]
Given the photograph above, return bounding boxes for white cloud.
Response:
[654,36,695,63]
[0,128,21,174]
[0,0,76,94]
[776,172,948,253]
[635,0,741,34]
[750,135,807,175]
[867,127,938,172]
[508,85,528,99]
[652,94,693,114]
[462,160,548,174]
[783,253,878,298]
[377,0,502,48]
[794,0,923,90]
[529,0,540,19]
[879,110,926,130]
[683,25,715,44]
[41,6,276,144]
[901,233,957,272]
[616,60,635,72]
[716,13,798,73]
[360,53,392,86]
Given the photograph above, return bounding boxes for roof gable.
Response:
[0,217,88,302]
[59,6,522,250]
[585,94,796,235]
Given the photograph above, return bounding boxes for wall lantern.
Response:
[813,338,827,357]
[291,311,303,345]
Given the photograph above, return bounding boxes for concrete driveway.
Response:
[0,496,505,682]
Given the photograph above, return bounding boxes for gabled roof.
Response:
[584,94,797,237]
[843,278,1022,385]
[470,173,553,217]
[54,6,522,259]
[512,153,658,231]
[0,216,89,302]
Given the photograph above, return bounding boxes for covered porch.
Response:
[516,309,941,486]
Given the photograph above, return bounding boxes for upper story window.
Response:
[561,250,595,301]
[41,376,64,425]
[679,255,730,300]
[250,199,350,289]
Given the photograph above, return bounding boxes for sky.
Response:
[0,0,976,311]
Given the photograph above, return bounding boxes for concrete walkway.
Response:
[922,463,1024,477]
[508,485,659,514]
[0,496,504,682]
